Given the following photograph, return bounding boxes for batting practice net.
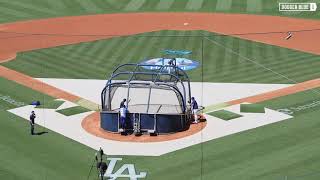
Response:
[100,63,192,134]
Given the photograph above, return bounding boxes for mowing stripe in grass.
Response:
[93,38,122,58]
[262,56,320,75]
[170,31,191,52]
[261,57,320,75]
[219,67,276,83]
[32,51,98,78]
[92,39,126,65]
[75,0,102,13]
[200,0,217,11]
[138,31,171,59]
[213,36,226,73]
[186,0,204,10]
[105,0,130,9]
[78,41,105,64]
[124,36,152,62]
[223,36,235,70]
[28,51,96,78]
[208,109,242,120]
[236,36,249,66]
[45,47,109,73]
[56,106,91,116]
[67,42,91,60]
[229,36,241,69]
[251,40,262,60]
[247,0,262,12]
[0,5,33,19]
[5,54,69,78]
[184,32,201,60]
[107,36,138,67]
[250,53,313,68]
[0,1,52,18]
[0,11,19,22]
[84,40,106,55]
[138,0,159,11]
[135,31,165,60]
[240,104,265,113]
[46,0,66,10]
[1,0,58,15]
[155,0,175,10]
[105,37,132,59]
[208,49,310,74]
[216,0,233,11]
[124,0,146,11]
[250,54,320,77]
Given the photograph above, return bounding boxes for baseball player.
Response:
[191,97,199,123]
[119,105,127,129]
[29,111,36,135]
[120,98,126,108]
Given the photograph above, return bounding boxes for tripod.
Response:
[86,154,98,180]
[86,148,107,180]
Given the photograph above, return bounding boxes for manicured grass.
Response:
[240,103,265,113]
[5,30,320,84]
[208,109,242,120]
[0,0,319,24]
[259,87,320,116]
[0,78,97,180]
[0,109,96,180]
[0,77,54,110]
[56,106,91,116]
[35,100,64,109]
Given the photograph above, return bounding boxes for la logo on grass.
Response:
[105,158,147,180]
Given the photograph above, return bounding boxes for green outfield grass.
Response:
[0,78,93,179]
[0,0,319,23]
[56,106,91,116]
[1,77,320,179]
[4,30,320,84]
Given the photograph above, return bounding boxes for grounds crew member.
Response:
[191,97,199,123]
[120,98,126,108]
[29,111,36,135]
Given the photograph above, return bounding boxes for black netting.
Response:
[101,63,191,114]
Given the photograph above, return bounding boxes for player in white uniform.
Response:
[191,97,199,123]
[119,106,127,129]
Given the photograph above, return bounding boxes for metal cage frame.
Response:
[100,63,193,134]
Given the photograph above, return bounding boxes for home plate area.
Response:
[8,98,292,156]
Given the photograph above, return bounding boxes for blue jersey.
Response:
[192,100,198,110]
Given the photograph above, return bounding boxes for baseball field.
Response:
[1,0,320,180]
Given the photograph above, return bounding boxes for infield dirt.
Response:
[1,12,320,63]
[1,13,320,139]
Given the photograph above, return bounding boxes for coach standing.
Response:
[191,97,199,123]
[29,111,36,135]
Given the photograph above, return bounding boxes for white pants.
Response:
[193,109,199,122]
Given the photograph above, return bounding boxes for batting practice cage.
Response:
[101,62,193,134]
